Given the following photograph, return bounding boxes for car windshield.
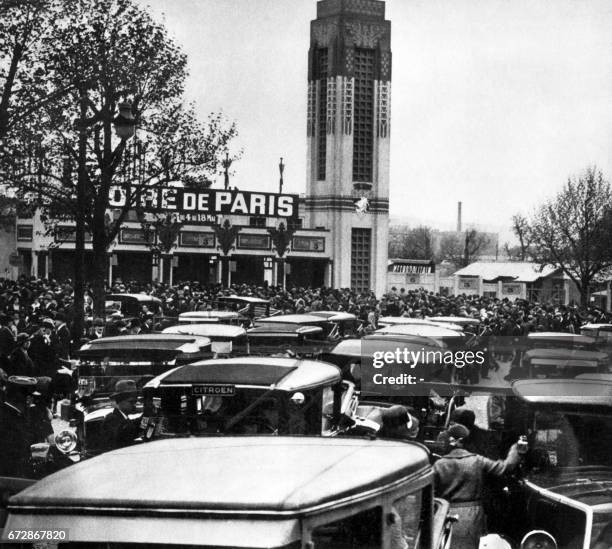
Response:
[143,387,324,436]
[529,411,612,468]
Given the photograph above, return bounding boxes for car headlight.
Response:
[55,430,78,454]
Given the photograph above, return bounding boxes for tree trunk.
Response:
[91,244,108,319]
[579,281,589,309]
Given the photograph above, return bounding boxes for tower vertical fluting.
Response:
[306,0,390,295]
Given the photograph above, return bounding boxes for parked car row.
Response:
[2,296,612,548]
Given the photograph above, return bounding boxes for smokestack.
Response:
[457,201,462,232]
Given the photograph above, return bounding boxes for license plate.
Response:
[191,385,235,396]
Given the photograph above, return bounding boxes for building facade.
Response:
[306,0,390,296]
[11,0,391,295]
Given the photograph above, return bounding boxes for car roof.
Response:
[145,357,341,391]
[106,293,161,303]
[581,323,612,330]
[524,348,608,360]
[248,324,323,336]
[327,337,444,358]
[375,324,464,338]
[162,324,247,338]
[512,379,612,406]
[77,334,211,359]
[259,314,329,325]
[310,311,357,321]
[179,311,243,319]
[9,437,430,517]
[218,295,269,304]
[378,317,463,331]
[426,316,480,325]
[527,332,597,345]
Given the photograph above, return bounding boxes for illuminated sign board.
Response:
[109,187,299,220]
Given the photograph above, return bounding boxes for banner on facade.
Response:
[108,186,299,220]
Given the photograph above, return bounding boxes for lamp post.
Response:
[278,157,284,194]
[222,152,232,191]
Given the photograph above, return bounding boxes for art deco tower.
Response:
[305,0,390,295]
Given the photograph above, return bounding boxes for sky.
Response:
[137,0,612,241]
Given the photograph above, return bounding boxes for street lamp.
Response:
[113,102,136,139]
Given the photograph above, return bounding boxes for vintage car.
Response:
[378,316,464,332]
[499,378,612,548]
[512,332,610,380]
[374,324,467,348]
[580,323,612,348]
[2,437,455,549]
[177,310,248,326]
[256,313,340,340]
[139,357,360,437]
[213,294,271,319]
[72,334,212,455]
[426,316,481,333]
[162,324,249,355]
[247,323,328,357]
[309,310,364,336]
[104,292,162,319]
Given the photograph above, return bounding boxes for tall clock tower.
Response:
[305,0,390,296]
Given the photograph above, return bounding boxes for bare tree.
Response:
[388,225,434,260]
[505,214,533,261]
[439,229,490,268]
[529,167,612,307]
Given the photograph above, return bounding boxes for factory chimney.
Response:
[457,201,462,232]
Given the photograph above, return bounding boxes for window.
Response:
[351,228,371,292]
[316,48,328,180]
[392,491,423,549]
[312,506,382,548]
[353,48,374,182]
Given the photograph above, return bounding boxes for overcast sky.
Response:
[138,0,612,240]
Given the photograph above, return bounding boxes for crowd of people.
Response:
[0,275,609,347]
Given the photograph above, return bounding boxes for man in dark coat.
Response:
[28,318,57,377]
[7,333,35,377]
[53,312,71,360]
[0,313,16,364]
[0,376,38,477]
[101,379,139,452]
[433,424,521,549]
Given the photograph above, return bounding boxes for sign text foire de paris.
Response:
[109,187,299,220]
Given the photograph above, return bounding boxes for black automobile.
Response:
[71,334,212,456]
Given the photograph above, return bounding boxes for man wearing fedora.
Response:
[28,318,57,378]
[0,376,38,477]
[102,379,139,451]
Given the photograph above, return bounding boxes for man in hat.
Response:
[433,424,522,549]
[53,311,71,360]
[7,333,35,377]
[102,379,139,451]
[29,318,57,377]
[374,405,420,440]
[0,376,38,477]
[0,313,16,362]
